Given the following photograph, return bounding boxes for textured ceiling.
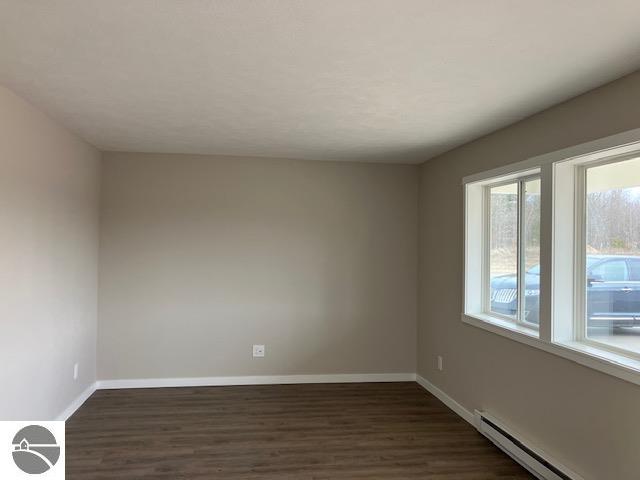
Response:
[1,0,640,163]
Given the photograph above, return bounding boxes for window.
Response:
[629,259,640,281]
[463,168,540,338]
[464,129,640,386]
[589,259,627,282]
[488,182,518,319]
[487,178,540,329]
[582,157,640,356]
[523,178,541,326]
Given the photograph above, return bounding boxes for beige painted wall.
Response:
[98,153,418,379]
[418,71,640,479]
[0,86,100,420]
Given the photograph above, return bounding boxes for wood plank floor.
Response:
[66,382,533,479]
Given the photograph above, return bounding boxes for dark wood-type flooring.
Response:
[66,382,533,479]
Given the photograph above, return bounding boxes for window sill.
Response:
[462,312,640,387]
[463,312,539,339]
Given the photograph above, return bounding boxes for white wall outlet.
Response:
[73,362,79,380]
[253,344,265,358]
[437,355,443,371]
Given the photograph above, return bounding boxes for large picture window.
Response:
[582,156,640,356]
[464,130,640,386]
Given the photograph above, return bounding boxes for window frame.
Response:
[463,127,640,387]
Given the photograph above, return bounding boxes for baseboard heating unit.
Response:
[474,411,583,480]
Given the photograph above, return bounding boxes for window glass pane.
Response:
[489,182,518,319]
[523,178,541,327]
[590,260,627,282]
[629,259,640,281]
[585,157,640,354]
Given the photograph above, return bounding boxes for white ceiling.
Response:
[1,1,640,163]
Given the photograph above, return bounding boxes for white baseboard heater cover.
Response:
[474,411,582,480]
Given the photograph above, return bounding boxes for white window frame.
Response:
[463,127,640,387]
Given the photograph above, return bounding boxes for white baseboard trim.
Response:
[97,372,417,390]
[415,374,475,425]
[56,381,98,421]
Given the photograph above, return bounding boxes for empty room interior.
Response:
[2,1,640,479]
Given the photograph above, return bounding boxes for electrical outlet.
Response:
[73,363,79,380]
[437,356,443,371]
[253,344,265,358]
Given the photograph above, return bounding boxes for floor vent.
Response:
[474,411,581,480]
